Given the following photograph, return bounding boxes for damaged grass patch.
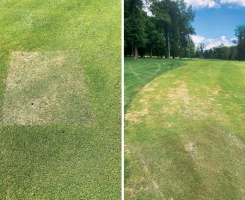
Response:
[0,0,121,198]
[125,59,245,199]
[2,50,95,126]
[124,58,186,113]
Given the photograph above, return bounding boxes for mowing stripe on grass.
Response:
[124,58,186,113]
[125,59,245,199]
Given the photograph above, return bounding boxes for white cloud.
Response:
[221,36,227,41]
[191,35,235,50]
[220,0,245,6]
[184,0,220,8]
[185,0,245,9]
[142,1,152,16]
[230,37,237,41]
[228,5,240,8]
[142,0,245,14]
[191,35,205,44]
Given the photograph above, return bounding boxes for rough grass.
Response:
[0,0,121,199]
[125,58,245,199]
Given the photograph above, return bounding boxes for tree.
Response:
[124,0,196,59]
[234,25,245,61]
[203,50,208,59]
[195,45,201,58]
[150,0,178,58]
[189,39,195,58]
[124,0,147,60]
[177,0,196,59]
[145,16,165,58]
[150,0,172,58]
[199,43,206,56]
[207,44,237,60]
[230,45,238,60]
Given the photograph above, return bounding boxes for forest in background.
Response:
[124,0,245,61]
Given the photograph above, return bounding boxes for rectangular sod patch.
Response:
[1,50,96,125]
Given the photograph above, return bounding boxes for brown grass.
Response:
[2,50,96,126]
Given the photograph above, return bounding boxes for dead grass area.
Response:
[142,83,155,92]
[167,82,189,106]
[126,77,228,125]
[173,80,181,84]
[125,60,245,199]
[126,80,190,123]
[212,85,222,95]
[182,127,245,196]
[124,143,169,200]
[125,84,152,123]
[124,109,148,123]
[124,141,192,200]
[1,50,96,126]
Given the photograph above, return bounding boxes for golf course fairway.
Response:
[125,58,245,199]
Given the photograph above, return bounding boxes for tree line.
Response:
[125,0,245,61]
[195,25,245,61]
[124,0,196,60]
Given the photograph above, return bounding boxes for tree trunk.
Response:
[133,8,135,20]
[132,6,136,59]
[134,45,138,60]
[189,42,190,58]
[179,49,181,59]
[132,42,134,57]
[150,45,152,58]
[179,44,182,59]
[167,32,170,59]
[179,34,181,59]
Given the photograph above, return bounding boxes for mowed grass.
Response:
[3,50,96,126]
[0,0,121,199]
[124,57,186,113]
[125,58,245,199]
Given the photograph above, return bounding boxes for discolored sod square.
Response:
[2,50,96,126]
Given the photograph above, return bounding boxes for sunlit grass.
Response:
[124,57,186,113]
[125,58,245,199]
[0,0,121,199]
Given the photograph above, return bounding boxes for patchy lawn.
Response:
[125,59,245,199]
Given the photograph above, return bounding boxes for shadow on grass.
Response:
[124,57,187,113]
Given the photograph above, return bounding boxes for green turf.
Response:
[124,57,186,113]
[125,58,245,199]
[0,0,121,199]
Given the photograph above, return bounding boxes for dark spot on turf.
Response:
[63,130,65,133]
[31,103,34,105]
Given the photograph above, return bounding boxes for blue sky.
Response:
[143,0,245,49]
[189,0,245,49]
